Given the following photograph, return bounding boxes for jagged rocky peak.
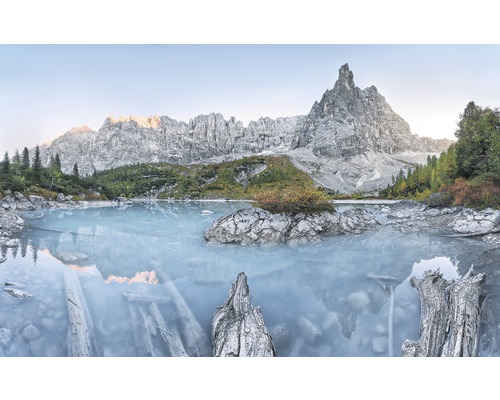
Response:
[38,111,303,176]
[334,63,356,94]
[293,63,426,158]
[67,125,94,134]
[102,115,162,129]
[417,136,455,153]
[36,63,452,193]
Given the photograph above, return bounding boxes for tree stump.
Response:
[212,272,276,357]
[402,267,486,357]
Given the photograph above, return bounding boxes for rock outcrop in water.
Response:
[451,208,500,234]
[203,200,500,247]
[36,64,453,193]
[204,207,379,245]
[376,200,500,244]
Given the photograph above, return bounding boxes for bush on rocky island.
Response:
[252,186,334,215]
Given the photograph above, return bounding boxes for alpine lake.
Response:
[1,200,500,357]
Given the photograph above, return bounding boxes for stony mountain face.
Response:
[292,64,427,157]
[39,114,304,177]
[38,64,453,193]
[417,136,455,153]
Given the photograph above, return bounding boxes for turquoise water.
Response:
[0,201,499,357]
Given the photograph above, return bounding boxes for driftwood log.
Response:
[149,302,188,357]
[64,270,97,357]
[402,266,486,357]
[123,290,192,357]
[211,272,276,357]
[164,280,211,356]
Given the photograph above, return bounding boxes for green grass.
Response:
[87,155,320,200]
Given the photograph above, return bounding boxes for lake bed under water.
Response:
[1,201,499,357]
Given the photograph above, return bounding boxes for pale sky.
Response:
[1,1,500,159]
[1,44,499,155]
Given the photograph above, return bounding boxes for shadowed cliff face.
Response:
[37,64,453,193]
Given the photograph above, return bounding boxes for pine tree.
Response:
[32,145,42,184]
[12,149,21,166]
[55,153,62,172]
[2,151,10,175]
[72,163,79,181]
[22,147,30,170]
[455,102,500,178]
[49,154,55,170]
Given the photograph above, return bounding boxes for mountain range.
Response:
[38,64,453,194]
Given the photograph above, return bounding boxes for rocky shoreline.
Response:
[0,190,117,247]
[204,200,500,246]
[2,191,500,248]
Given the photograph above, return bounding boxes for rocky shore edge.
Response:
[2,190,500,248]
[0,190,117,248]
[204,200,500,246]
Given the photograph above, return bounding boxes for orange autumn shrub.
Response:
[253,186,334,214]
[445,176,500,209]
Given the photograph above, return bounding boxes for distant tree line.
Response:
[1,149,318,202]
[0,145,85,198]
[382,101,500,208]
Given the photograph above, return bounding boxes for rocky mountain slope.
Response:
[37,64,453,193]
[293,64,425,157]
[39,114,304,177]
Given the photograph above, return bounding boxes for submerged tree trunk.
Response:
[402,267,486,357]
[64,270,97,357]
[164,280,211,357]
[212,272,276,357]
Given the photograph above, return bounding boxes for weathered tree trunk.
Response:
[124,292,190,357]
[402,271,450,357]
[149,302,189,357]
[402,267,486,357]
[64,270,96,357]
[441,268,486,357]
[139,306,165,357]
[164,280,211,356]
[212,272,276,357]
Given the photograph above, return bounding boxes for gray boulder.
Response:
[13,192,36,211]
[28,195,47,207]
[0,208,24,240]
[451,208,500,234]
[204,207,378,245]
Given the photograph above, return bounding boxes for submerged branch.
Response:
[64,270,97,357]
